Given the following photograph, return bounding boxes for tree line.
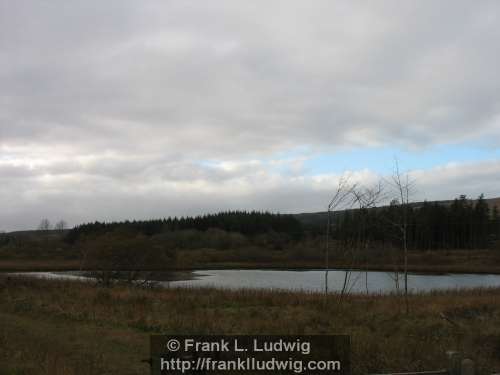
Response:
[332,194,500,250]
[65,211,304,243]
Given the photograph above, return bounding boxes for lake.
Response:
[8,269,500,294]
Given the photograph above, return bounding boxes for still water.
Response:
[10,269,500,294]
[167,269,500,294]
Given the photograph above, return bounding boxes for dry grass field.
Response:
[1,276,500,374]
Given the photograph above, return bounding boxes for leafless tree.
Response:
[54,220,67,232]
[384,159,415,313]
[37,218,51,231]
[325,175,386,300]
[339,182,384,298]
[325,175,356,295]
[80,233,176,287]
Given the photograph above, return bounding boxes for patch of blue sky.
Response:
[195,143,500,177]
[303,144,500,176]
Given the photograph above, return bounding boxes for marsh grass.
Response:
[1,276,500,374]
[3,248,500,275]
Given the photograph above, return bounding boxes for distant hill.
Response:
[4,197,499,235]
[292,196,500,229]
[410,197,500,210]
[3,229,69,238]
[488,197,500,209]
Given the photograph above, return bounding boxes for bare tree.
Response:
[54,220,67,232]
[325,175,356,295]
[81,233,176,287]
[339,182,384,298]
[37,218,51,231]
[384,160,415,313]
[324,175,386,300]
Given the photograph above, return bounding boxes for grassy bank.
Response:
[1,276,500,374]
[3,227,500,275]
[2,249,500,274]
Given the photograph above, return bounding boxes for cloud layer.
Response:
[1,1,500,230]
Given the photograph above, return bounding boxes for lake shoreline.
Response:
[2,259,500,275]
[7,267,500,295]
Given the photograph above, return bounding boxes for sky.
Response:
[1,1,500,231]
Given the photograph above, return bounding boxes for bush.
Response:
[80,233,176,285]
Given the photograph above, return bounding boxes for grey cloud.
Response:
[1,1,500,229]
[2,1,500,156]
[2,158,499,231]
[411,160,500,201]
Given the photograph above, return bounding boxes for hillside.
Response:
[3,197,499,235]
[293,196,500,229]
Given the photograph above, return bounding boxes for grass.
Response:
[0,259,81,272]
[1,276,500,374]
[3,249,500,274]
[2,229,500,274]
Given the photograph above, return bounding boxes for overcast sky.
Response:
[1,1,500,231]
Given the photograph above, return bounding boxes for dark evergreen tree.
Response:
[65,211,304,243]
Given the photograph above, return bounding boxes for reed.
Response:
[1,276,499,374]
